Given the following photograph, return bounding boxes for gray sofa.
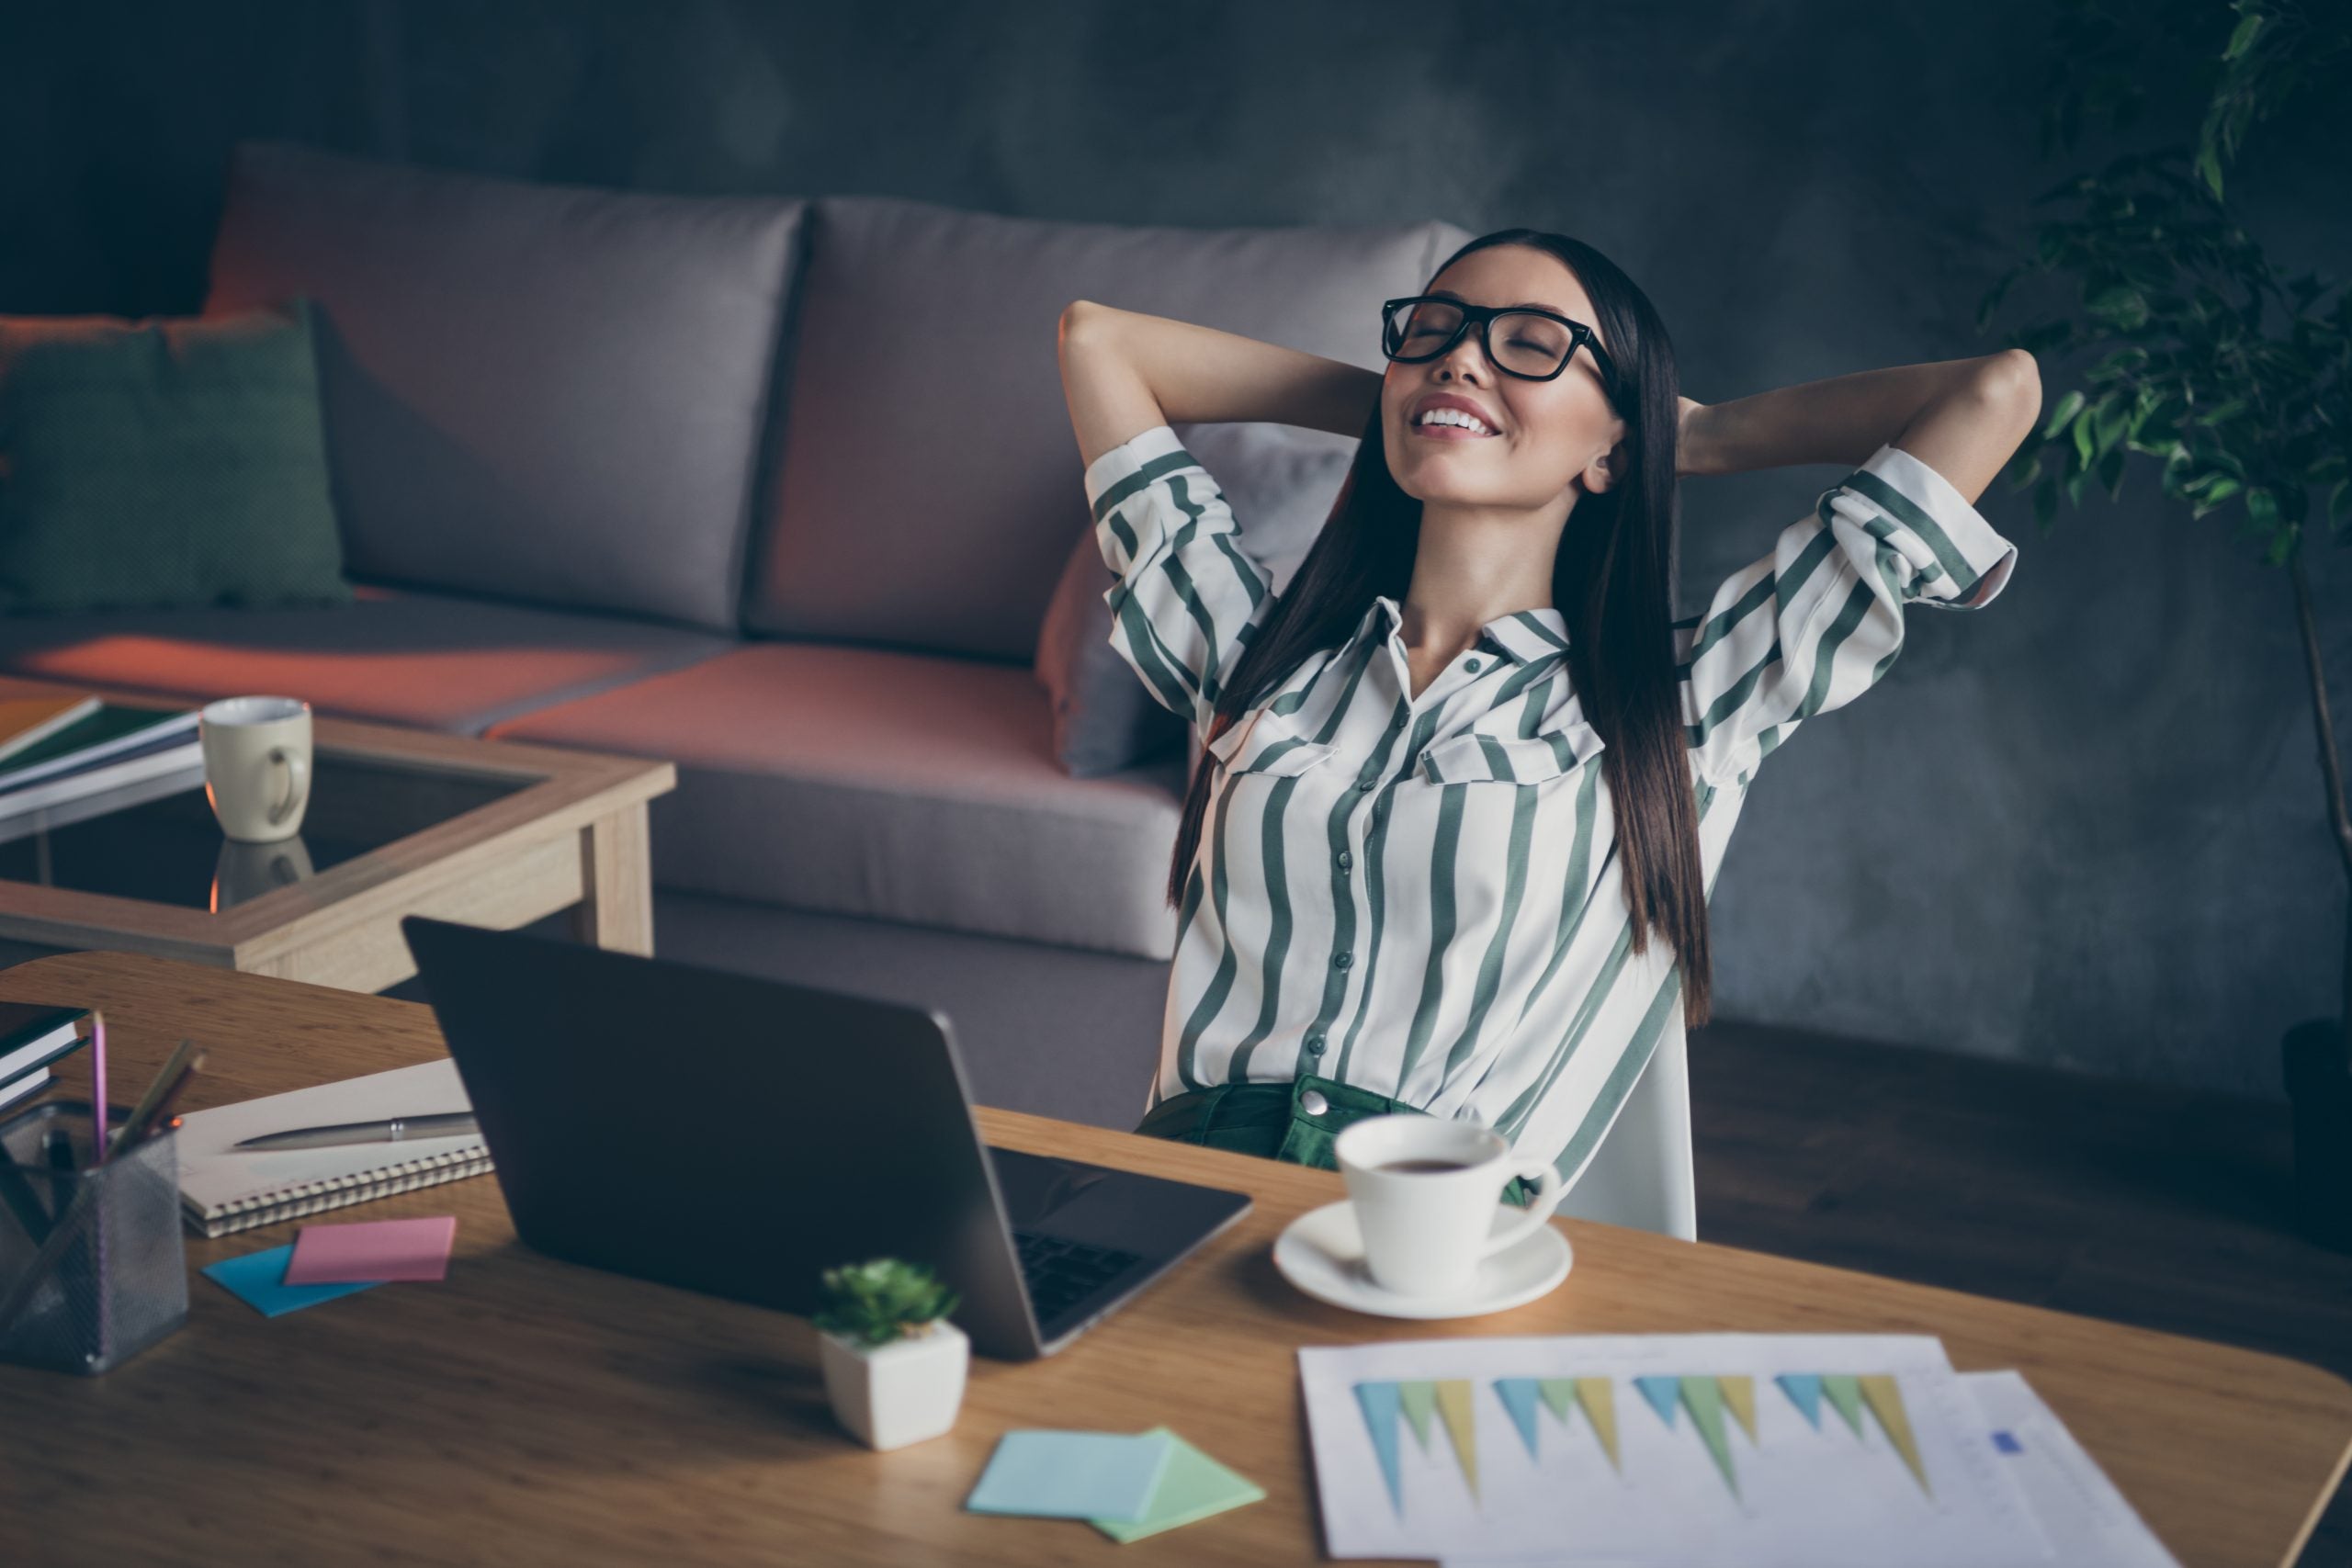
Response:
[0,141,1472,1132]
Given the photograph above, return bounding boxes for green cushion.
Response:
[0,301,350,613]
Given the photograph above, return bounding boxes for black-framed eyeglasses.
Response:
[1380,295,1618,397]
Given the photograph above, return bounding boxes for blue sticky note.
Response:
[966,1429,1174,1521]
[202,1244,384,1318]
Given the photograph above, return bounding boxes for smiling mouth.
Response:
[1401,409,1496,439]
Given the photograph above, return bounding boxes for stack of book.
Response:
[0,1002,85,1112]
[0,692,202,840]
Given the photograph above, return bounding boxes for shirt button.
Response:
[1300,1089,1329,1117]
[1464,657,1482,671]
[1305,1032,1326,1055]
[1334,952,1353,970]
[1357,776,1376,792]
[1337,851,1353,870]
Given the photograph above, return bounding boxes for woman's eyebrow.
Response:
[1430,288,1571,314]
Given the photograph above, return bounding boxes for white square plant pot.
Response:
[818,1320,969,1450]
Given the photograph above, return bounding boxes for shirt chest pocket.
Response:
[1416,725,1602,785]
[1206,709,1338,777]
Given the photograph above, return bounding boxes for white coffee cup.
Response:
[1334,1114,1566,1298]
[199,696,313,842]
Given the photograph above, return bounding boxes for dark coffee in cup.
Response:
[1375,1157,1476,1175]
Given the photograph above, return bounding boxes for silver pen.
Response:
[232,1112,479,1152]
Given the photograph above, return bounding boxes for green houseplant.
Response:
[1977,0,2351,1246]
[812,1258,968,1449]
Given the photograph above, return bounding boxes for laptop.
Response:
[399,916,1251,1359]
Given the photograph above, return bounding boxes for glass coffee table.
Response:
[0,681,675,993]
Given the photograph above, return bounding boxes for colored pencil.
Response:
[88,1010,107,1165]
[107,1040,199,1158]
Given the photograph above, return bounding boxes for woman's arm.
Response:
[1679,348,2042,503]
[1057,300,1384,474]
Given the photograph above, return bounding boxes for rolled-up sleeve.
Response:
[1081,423,1280,736]
[1678,441,2018,784]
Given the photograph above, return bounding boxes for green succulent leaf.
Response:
[812,1257,963,1348]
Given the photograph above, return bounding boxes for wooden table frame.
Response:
[0,678,674,992]
[0,953,2346,1566]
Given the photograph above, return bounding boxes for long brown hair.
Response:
[1166,229,1713,1028]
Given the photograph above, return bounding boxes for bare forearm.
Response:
[1682,353,2027,480]
[1058,300,1382,471]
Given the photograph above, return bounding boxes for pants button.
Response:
[1300,1089,1329,1116]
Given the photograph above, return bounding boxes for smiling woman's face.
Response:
[1380,243,1625,513]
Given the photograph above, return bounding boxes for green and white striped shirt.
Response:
[1083,423,2017,1185]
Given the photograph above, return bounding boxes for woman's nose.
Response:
[1436,329,1494,381]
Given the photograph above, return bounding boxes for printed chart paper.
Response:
[1962,1371,2181,1568]
[1299,1334,2053,1566]
[1439,1371,2182,1568]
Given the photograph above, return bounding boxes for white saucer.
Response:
[1271,1200,1572,1320]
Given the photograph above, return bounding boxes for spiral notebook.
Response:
[174,1059,493,1238]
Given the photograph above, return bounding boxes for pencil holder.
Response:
[0,1106,187,1375]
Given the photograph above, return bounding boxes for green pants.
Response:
[1135,1075,1536,1207]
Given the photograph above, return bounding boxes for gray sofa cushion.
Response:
[1033,422,1351,777]
[204,141,807,633]
[489,642,1187,958]
[0,585,731,735]
[742,196,1468,660]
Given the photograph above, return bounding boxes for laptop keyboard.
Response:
[1012,1230,1146,1325]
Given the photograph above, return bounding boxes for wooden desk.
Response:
[2,952,2346,1567]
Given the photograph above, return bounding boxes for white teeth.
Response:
[1416,407,1494,434]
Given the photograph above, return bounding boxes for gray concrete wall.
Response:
[6,0,2345,1097]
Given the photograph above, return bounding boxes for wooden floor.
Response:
[1689,1018,2352,1567]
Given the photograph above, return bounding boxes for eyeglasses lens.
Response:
[1491,312,1574,377]
[1387,299,1464,360]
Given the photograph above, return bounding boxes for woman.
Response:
[1055,229,2039,1226]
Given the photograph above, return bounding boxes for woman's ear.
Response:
[1580,437,1626,496]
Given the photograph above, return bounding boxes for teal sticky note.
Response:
[202,1244,384,1318]
[966,1429,1174,1521]
[1091,1427,1265,1543]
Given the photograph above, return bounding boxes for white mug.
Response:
[199,696,313,842]
[1334,1114,1566,1298]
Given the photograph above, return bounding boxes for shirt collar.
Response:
[1358,596,1571,665]
[1480,606,1574,664]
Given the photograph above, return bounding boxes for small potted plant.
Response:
[812,1258,967,1450]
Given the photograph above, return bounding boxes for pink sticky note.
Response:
[284,1216,458,1284]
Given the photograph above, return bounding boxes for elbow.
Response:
[1059,299,1118,348]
